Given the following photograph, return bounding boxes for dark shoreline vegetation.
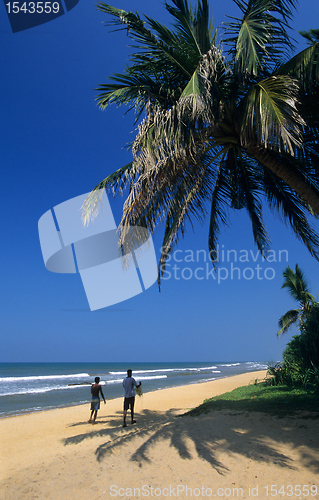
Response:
[185,280,319,420]
[183,381,319,418]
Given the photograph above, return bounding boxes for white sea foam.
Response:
[108,366,218,376]
[106,375,167,384]
[245,362,268,369]
[0,373,90,383]
[0,384,83,397]
[139,375,167,380]
[219,363,241,367]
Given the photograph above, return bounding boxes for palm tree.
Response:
[83,0,319,285]
[277,264,316,336]
[299,28,319,45]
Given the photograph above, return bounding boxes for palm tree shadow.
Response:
[125,410,228,473]
[63,406,319,474]
[68,419,109,427]
[64,411,128,444]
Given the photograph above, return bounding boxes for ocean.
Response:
[0,361,268,418]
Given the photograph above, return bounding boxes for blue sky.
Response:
[1,0,319,363]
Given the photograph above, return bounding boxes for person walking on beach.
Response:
[122,369,141,427]
[89,376,106,424]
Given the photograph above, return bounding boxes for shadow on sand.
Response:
[62,405,319,475]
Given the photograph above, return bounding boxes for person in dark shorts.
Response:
[88,376,106,424]
[122,369,141,427]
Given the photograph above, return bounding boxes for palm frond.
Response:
[95,2,198,112]
[96,73,169,118]
[299,29,319,46]
[281,264,313,302]
[158,158,212,285]
[82,162,135,225]
[232,155,270,251]
[165,0,216,55]
[260,163,319,260]
[240,75,304,154]
[208,165,230,267]
[224,0,272,75]
[130,47,223,181]
[277,308,300,336]
[276,43,319,89]
[223,0,296,75]
[277,263,316,336]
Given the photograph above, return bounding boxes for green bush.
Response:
[299,304,319,368]
[270,304,319,389]
[266,362,294,386]
[303,366,319,393]
[282,335,307,382]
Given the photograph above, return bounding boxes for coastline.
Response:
[0,369,267,421]
[0,361,268,418]
[1,369,318,500]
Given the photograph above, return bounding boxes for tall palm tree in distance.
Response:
[277,264,316,336]
[83,0,319,285]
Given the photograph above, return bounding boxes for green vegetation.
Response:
[183,382,319,418]
[84,0,319,286]
[186,266,319,419]
[271,265,319,390]
[270,306,319,390]
[185,263,319,418]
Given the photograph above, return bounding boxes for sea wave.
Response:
[0,384,84,397]
[108,366,218,376]
[0,373,90,383]
[106,375,168,384]
[245,362,268,369]
[219,363,241,367]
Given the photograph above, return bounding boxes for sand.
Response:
[1,370,319,500]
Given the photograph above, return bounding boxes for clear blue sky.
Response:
[1,0,319,363]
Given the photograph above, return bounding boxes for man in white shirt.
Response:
[122,369,141,427]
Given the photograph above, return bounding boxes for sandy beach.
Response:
[1,370,319,500]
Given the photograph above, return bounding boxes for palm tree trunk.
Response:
[247,145,319,215]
